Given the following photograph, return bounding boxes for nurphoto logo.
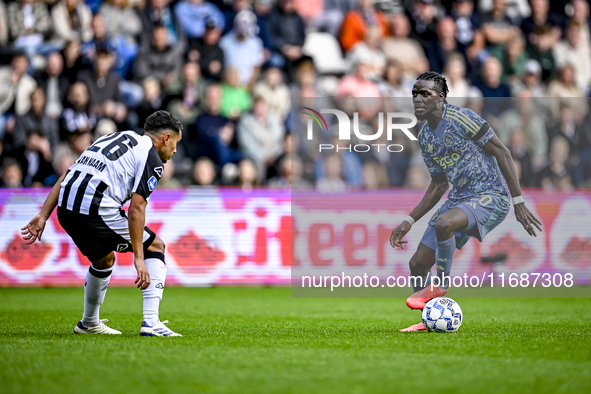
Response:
[302,107,418,153]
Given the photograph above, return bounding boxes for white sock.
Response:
[142,256,167,326]
[82,265,113,327]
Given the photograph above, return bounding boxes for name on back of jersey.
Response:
[77,155,106,172]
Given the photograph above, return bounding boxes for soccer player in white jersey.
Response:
[21,111,183,336]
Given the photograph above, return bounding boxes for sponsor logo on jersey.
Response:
[148,176,157,191]
[116,243,129,252]
[155,283,164,289]
[154,166,163,178]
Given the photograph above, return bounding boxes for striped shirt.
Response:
[57,130,163,215]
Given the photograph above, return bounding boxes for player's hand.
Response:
[514,203,542,237]
[390,222,411,249]
[21,214,48,244]
[134,258,151,290]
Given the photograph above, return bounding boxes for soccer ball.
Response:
[421,297,463,333]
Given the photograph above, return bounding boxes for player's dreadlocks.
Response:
[416,72,449,104]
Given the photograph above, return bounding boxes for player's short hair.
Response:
[416,71,449,104]
[144,110,183,136]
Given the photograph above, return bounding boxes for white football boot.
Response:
[74,319,122,334]
[140,320,183,337]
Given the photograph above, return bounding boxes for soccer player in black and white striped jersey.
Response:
[21,111,184,337]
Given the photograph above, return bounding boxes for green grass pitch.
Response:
[1,287,590,393]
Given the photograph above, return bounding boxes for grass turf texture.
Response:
[1,288,590,393]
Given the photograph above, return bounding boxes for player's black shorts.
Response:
[57,206,156,262]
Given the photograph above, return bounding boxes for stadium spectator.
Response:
[100,0,142,43]
[59,81,97,139]
[481,0,522,49]
[252,67,290,120]
[490,32,528,85]
[335,57,381,98]
[11,129,56,187]
[473,55,511,97]
[442,53,470,107]
[267,0,306,71]
[0,158,24,188]
[12,88,59,151]
[51,0,93,44]
[191,83,242,165]
[98,0,142,78]
[159,160,182,188]
[316,153,347,193]
[0,1,7,47]
[552,21,591,94]
[35,51,69,119]
[508,128,534,187]
[220,67,252,119]
[520,0,562,81]
[346,26,386,81]
[339,0,389,53]
[237,95,284,182]
[61,40,84,85]
[361,160,389,189]
[191,156,218,186]
[0,52,36,134]
[309,0,357,37]
[139,0,183,47]
[187,19,225,81]
[547,63,588,119]
[78,47,127,126]
[268,154,311,189]
[497,90,548,167]
[266,132,292,179]
[134,24,183,89]
[51,145,76,176]
[477,0,530,24]
[427,17,459,74]
[571,0,591,46]
[547,102,588,155]
[235,157,258,189]
[407,0,439,52]
[449,0,484,67]
[165,60,205,127]
[6,0,53,64]
[174,0,225,40]
[136,77,164,128]
[378,60,413,113]
[315,134,363,187]
[220,9,264,88]
[536,136,575,190]
[381,13,428,79]
[511,59,547,97]
[82,14,114,66]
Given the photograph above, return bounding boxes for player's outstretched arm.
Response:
[483,134,542,237]
[129,193,150,290]
[21,172,67,244]
[390,174,449,249]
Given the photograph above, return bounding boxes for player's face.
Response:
[412,80,443,120]
[160,130,182,163]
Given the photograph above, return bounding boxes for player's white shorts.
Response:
[57,206,156,262]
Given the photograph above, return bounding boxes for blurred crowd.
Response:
[0,0,590,191]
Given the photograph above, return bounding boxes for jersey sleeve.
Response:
[453,108,495,148]
[133,146,163,201]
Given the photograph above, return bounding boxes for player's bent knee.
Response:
[434,216,455,239]
[147,236,165,254]
[92,252,116,270]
